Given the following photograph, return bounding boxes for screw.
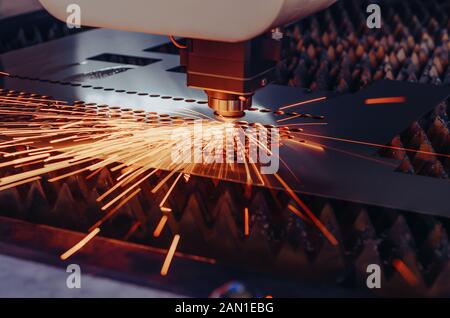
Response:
[271,28,283,41]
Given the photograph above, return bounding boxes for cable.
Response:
[169,35,187,49]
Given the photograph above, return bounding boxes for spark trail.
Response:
[0,91,341,272]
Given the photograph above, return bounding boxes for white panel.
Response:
[39,0,336,42]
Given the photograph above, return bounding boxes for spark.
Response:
[50,135,79,144]
[287,204,311,224]
[0,153,50,168]
[89,188,141,232]
[60,228,100,261]
[152,170,178,194]
[293,131,450,159]
[0,176,41,191]
[124,221,141,241]
[0,93,341,264]
[276,114,304,123]
[289,139,325,152]
[161,234,181,276]
[279,96,327,110]
[100,170,157,211]
[365,97,406,105]
[244,207,250,237]
[153,215,168,238]
[392,259,419,287]
[158,172,183,211]
[0,72,10,77]
[274,173,338,246]
[3,146,53,158]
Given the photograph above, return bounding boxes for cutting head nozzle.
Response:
[206,91,253,118]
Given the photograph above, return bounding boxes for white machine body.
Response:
[39,0,336,42]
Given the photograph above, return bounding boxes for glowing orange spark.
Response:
[279,96,327,110]
[50,135,79,144]
[0,153,50,168]
[13,159,45,168]
[100,170,156,210]
[276,114,304,123]
[60,228,100,260]
[159,172,183,211]
[3,146,53,158]
[244,207,250,237]
[274,174,338,246]
[0,176,41,191]
[289,139,325,152]
[161,234,180,276]
[152,170,177,194]
[294,131,450,159]
[365,97,406,105]
[48,166,92,182]
[89,189,141,232]
[153,215,168,238]
[392,259,420,287]
[124,221,141,240]
[287,204,310,224]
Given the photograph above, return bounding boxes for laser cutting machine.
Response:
[0,0,449,298]
[39,0,337,117]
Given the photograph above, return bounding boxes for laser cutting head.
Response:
[39,0,337,117]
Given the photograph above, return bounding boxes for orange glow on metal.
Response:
[153,215,168,238]
[393,259,419,287]
[279,96,327,110]
[60,228,100,260]
[364,97,406,105]
[161,234,181,276]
